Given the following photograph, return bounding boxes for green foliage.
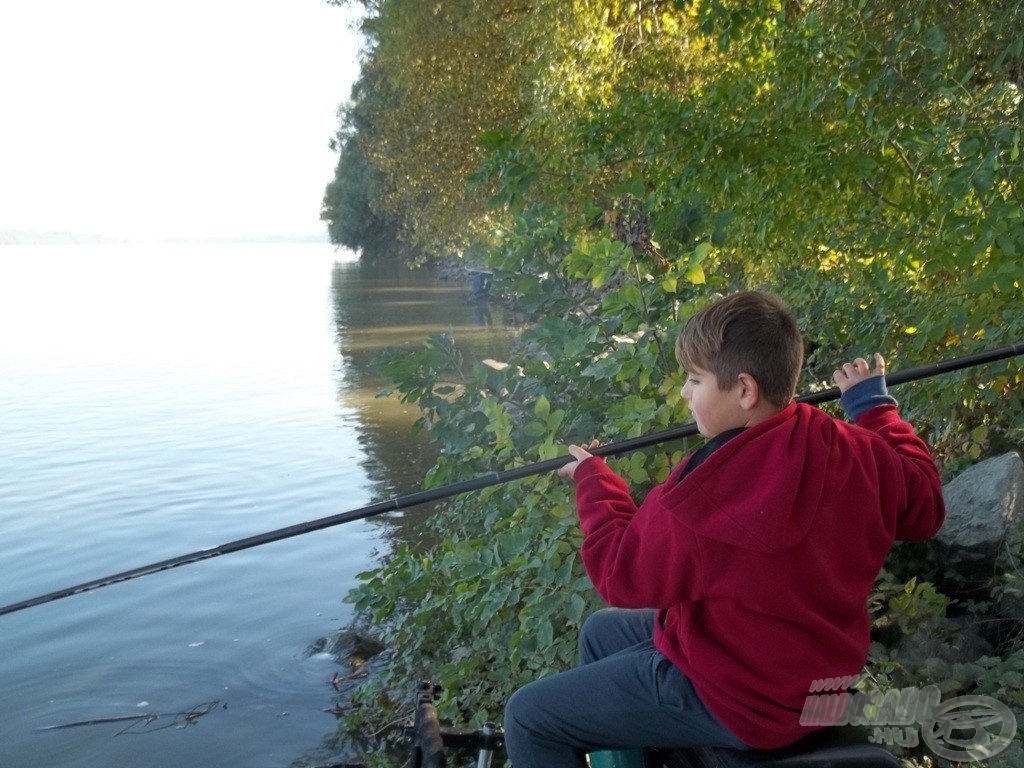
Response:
[348,329,611,726]
[321,68,427,263]
[323,0,536,261]
[333,0,1024,759]
[863,565,1024,767]
[870,571,950,638]
[321,130,391,255]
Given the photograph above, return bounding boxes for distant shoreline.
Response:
[0,230,331,246]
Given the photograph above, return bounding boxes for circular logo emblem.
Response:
[921,695,1017,761]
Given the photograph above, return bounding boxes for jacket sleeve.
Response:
[854,404,946,541]
[572,457,705,608]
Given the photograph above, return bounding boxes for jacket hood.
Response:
[657,402,835,552]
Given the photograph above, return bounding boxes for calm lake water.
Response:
[0,243,510,767]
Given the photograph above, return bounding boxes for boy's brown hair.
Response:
[675,291,803,408]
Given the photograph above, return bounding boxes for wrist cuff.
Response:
[840,376,896,420]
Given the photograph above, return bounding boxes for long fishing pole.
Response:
[2,342,1021,618]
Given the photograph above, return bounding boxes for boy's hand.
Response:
[558,440,600,480]
[833,352,886,394]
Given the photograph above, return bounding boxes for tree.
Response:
[324,0,537,261]
[337,0,1024,760]
[321,70,411,259]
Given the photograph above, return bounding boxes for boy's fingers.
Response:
[836,354,886,381]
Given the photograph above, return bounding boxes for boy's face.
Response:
[680,364,748,438]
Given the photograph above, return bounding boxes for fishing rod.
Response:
[2,341,1021,618]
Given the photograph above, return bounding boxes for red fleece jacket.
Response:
[573,401,945,749]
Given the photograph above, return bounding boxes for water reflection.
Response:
[0,244,484,768]
[329,257,513,547]
[292,258,514,765]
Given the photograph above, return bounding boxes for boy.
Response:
[503,291,945,767]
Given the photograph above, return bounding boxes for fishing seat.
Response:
[657,726,900,768]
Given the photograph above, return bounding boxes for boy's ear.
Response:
[735,372,761,410]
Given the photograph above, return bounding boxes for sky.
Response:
[0,0,363,241]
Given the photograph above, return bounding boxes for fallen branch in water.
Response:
[38,700,225,735]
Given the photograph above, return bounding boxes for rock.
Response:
[329,627,387,663]
[933,452,1024,586]
[306,636,329,656]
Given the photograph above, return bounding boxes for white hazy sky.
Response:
[0,0,362,241]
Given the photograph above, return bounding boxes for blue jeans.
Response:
[503,608,747,767]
